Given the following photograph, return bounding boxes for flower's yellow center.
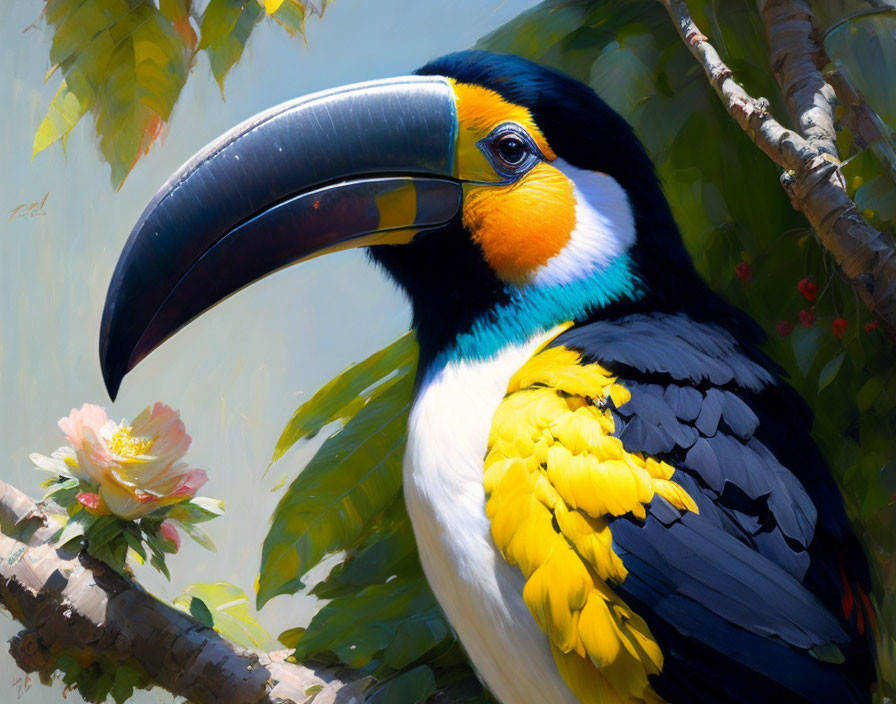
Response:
[108,425,152,458]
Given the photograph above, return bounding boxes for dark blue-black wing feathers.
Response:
[552,311,875,704]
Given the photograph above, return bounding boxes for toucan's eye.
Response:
[495,134,527,166]
[477,122,545,181]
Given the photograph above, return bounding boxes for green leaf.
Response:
[199,0,264,90]
[854,172,896,223]
[177,520,218,551]
[818,352,847,391]
[54,509,94,547]
[166,496,225,524]
[84,515,125,553]
[381,610,451,669]
[277,626,305,648]
[123,527,148,562]
[857,376,884,412]
[144,532,173,579]
[258,372,413,606]
[175,582,274,650]
[589,32,658,116]
[271,331,417,463]
[311,505,417,598]
[475,1,590,60]
[198,0,247,48]
[367,665,436,704]
[42,477,80,504]
[791,326,825,377]
[271,0,307,37]
[110,664,144,704]
[293,577,444,668]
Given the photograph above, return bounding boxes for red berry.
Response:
[865,320,878,333]
[734,261,752,281]
[798,309,815,328]
[797,278,818,301]
[832,317,848,338]
[776,320,794,337]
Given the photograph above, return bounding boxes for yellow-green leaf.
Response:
[270,0,307,37]
[277,626,305,648]
[264,0,286,14]
[175,582,274,650]
[32,79,91,157]
[199,0,264,90]
[271,331,417,463]
[38,0,193,188]
[257,371,413,607]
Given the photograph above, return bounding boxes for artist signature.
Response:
[8,192,49,222]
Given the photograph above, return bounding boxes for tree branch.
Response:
[0,481,366,704]
[758,0,840,161]
[656,0,896,342]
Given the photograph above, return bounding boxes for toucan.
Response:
[99,51,876,704]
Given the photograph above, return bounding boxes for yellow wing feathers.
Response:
[484,345,697,704]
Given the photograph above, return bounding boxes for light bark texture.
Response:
[0,480,367,704]
[658,0,896,341]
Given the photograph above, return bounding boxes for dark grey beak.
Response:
[100,76,461,399]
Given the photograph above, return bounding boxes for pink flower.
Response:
[57,403,206,520]
[160,521,181,552]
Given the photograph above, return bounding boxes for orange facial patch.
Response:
[464,163,576,284]
[450,81,575,284]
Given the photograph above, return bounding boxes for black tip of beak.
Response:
[99,76,460,399]
[101,341,123,401]
[99,286,130,401]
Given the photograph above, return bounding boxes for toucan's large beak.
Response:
[100,76,460,399]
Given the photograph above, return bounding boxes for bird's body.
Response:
[101,50,878,704]
[407,308,876,703]
[405,327,578,704]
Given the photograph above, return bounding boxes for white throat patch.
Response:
[533,158,636,287]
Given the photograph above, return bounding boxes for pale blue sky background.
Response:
[0,1,539,700]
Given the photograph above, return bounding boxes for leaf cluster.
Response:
[33,0,321,188]
[259,334,493,702]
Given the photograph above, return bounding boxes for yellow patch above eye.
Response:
[463,162,576,284]
[450,80,555,182]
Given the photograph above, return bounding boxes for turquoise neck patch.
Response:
[432,254,640,370]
